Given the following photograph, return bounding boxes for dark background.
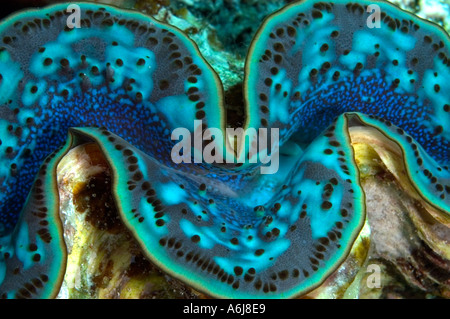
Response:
[1,1,55,19]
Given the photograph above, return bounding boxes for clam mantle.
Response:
[0,0,448,298]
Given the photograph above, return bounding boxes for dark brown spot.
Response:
[43,58,53,66]
[320,43,329,52]
[159,79,169,90]
[321,201,332,210]
[191,235,200,243]
[255,249,264,256]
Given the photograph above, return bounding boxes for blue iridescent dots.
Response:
[0,0,449,299]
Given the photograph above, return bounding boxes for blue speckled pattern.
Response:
[245,0,449,214]
[246,1,449,164]
[0,0,448,298]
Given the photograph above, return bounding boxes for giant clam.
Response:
[0,0,448,298]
